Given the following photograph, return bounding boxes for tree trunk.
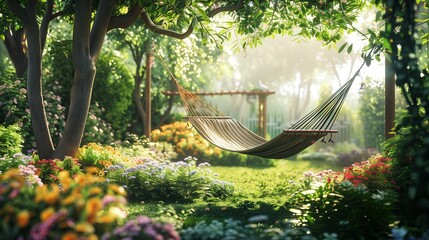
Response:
[4,28,28,78]
[53,0,99,159]
[25,8,55,159]
[54,63,96,158]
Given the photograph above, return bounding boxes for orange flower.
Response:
[16,210,30,228]
[61,232,79,240]
[85,197,102,223]
[88,186,103,196]
[40,207,55,221]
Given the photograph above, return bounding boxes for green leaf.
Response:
[338,42,348,53]
[347,43,353,54]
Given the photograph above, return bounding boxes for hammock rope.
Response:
[156,51,365,159]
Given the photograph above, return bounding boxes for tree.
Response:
[0,0,366,159]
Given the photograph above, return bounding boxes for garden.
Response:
[1,0,429,240]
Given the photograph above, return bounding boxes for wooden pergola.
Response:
[164,90,275,138]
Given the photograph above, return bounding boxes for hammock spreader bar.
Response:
[157,52,364,159]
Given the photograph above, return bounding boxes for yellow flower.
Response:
[62,189,81,206]
[97,213,117,223]
[61,232,79,240]
[44,185,60,205]
[75,221,95,233]
[87,234,98,240]
[86,197,102,223]
[58,171,72,190]
[40,207,55,221]
[16,210,30,228]
[108,184,126,196]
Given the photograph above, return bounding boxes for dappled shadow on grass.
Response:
[127,199,293,229]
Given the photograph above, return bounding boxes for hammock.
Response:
[163,56,364,159]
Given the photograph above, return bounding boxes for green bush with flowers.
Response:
[288,155,398,239]
[106,156,234,201]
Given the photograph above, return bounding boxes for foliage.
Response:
[0,169,129,239]
[0,153,32,175]
[290,171,398,239]
[151,121,275,167]
[359,81,385,149]
[0,75,66,151]
[0,124,23,156]
[106,157,234,201]
[381,0,429,230]
[82,104,115,145]
[180,217,319,240]
[91,50,134,140]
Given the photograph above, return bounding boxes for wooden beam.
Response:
[164,90,275,96]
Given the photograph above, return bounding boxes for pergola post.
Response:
[144,51,152,139]
[258,94,268,137]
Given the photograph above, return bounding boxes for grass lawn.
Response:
[127,159,342,229]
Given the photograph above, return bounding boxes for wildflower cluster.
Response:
[0,169,129,239]
[342,154,395,190]
[18,164,43,186]
[103,215,180,240]
[107,156,234,201]
[30,159,64,184]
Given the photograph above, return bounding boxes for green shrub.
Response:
[296,152,337,163]
[336,148,377,167]
[0,124,23,156]
[106,157,234,201]
[290,171,398,239]
[0,76,65,151]
[180,217,317,240]
[0,153,32,174]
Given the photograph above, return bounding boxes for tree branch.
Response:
[40,0,54,52]
[141,9,195,39]
[107,4,143,31]
[207,0,244,18]
[50,2,73,20]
